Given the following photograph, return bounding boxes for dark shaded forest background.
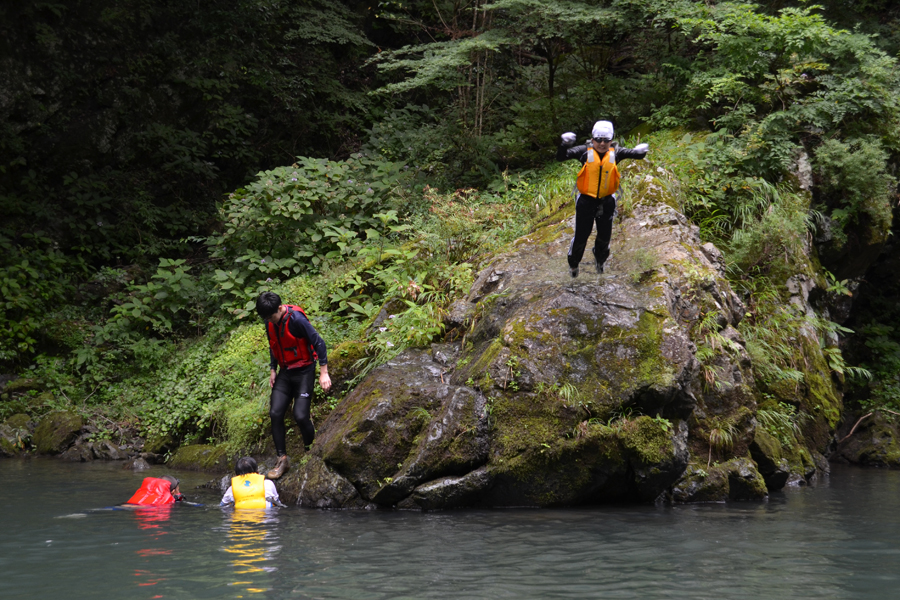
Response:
[2,0,900,445]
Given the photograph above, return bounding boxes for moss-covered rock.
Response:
[0,414,33,457]
[4,378,42,394]
[749,429,791,490]
[167,444,230,471]
[481,417,689,506]
[281,191,833,508]
[143,433,176,454]
[4,413,33,431]
[670,457,768,502]
[32,410,83,454]
[0,425,25,456]
[833,412,900,467]
[288,455,367,508]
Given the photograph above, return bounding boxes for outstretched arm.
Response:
[614,143,649,162]
[556,131,589,163]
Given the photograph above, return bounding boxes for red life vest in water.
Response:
[126,477,175,505]
[266,305,316,369]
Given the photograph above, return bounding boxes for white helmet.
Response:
[592,120,614,140]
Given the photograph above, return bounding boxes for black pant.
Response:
[568,193,616,269]
[270,364,316,454]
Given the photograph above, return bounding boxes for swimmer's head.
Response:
[161,474,181,495]
[235,456,258,475]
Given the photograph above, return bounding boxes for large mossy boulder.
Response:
[168,444,230,471]
[280,190,781,508]
[670,458,768,502]
[832,412,900,467]
[32,410,83,454]
[750,428,819,489]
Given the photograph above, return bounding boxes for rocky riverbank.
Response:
[3,161,893,506]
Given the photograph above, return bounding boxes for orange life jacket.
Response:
[126,477,175,505]
[576,148,620,199]
[266,305,315,369]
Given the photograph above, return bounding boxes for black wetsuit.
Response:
[268,310,328,453]
[556,142,647,270]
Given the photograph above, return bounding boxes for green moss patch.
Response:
[167,443,230,472]
[33,410,83,454]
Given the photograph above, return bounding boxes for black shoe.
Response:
[569,266,579,278]
[592,249,605,274]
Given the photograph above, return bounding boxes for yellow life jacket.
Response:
[232,473,267,509]
[576,148,620,199]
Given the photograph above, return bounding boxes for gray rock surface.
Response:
[278,189,780,507]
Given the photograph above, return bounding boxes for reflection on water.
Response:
[222,509,282,595]
[132,506,174,594]
[3,459,900,599]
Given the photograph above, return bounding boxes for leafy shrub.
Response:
[110,258,217,336]
[363,104,447,175]
[812,137,895,248]
[208,154,414,315]
[857,322,900,412]
[757,400,804,449]
[727,185,812,282]
[0,236,74,362]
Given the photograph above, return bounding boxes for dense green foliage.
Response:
[3,0,900,447]
[208,154,415,314]
[1,0,375,356]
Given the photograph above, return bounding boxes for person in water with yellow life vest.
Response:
[257,291,331,480]
[124,475,185,506]
[221,457,284,508]
[557,120,649,277]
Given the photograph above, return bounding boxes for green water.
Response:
[2,458,899,599]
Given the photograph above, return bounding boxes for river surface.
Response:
[1,459,899,599]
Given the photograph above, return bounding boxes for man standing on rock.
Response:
[257,291,331,479]
[557,120,649,277]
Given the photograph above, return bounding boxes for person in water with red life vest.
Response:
[221,457,284,508]
[257,291,331,480]
[124,475,185,506]
[557,120,649,277]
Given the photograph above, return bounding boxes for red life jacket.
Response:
[126,477,175,505]
[266,304,316,369]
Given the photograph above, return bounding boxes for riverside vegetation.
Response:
[2,0,900,502]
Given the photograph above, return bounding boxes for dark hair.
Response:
[161,475,180,492]
[235,456,258,475]
[256,291,282,319]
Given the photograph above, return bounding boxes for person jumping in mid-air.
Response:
[557,120,649,277]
